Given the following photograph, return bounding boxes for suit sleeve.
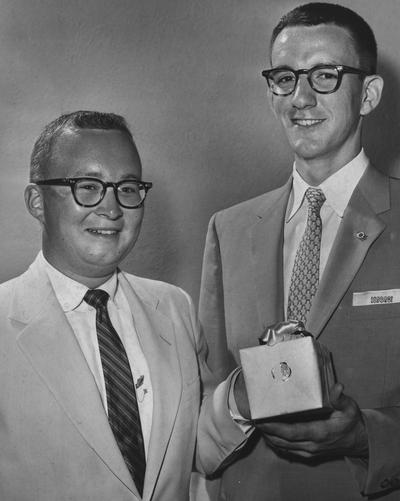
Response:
[180,287,248,475]
[194,317,249,475]
[348,408,400,495]
[198,214,236,380]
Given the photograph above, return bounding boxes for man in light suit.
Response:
[0,110,248,501]
[199,3,400,500]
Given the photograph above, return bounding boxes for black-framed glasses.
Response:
[35,177,153,209]
[261,64,369,96]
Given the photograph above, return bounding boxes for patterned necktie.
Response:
[287,187,326,325]
[84,289,146,496]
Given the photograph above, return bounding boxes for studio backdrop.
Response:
[0,0,399,303]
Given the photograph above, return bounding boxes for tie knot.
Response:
[305,187,325,211]
[84,289,110,310]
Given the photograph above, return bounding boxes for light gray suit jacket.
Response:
[0,257,246,501]
[199,165,400,500]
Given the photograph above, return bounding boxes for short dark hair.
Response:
[30,110,135,182]
[270,3,377,74]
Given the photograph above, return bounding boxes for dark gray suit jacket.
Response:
[199,165,400,500]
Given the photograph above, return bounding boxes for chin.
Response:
[79,252,120,272]
[292,143,325,161]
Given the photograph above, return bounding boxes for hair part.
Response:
[30,110,135,182]
[270,2,377,74]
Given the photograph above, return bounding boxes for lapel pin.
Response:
[135,375,144,389]
[356,231,367,241]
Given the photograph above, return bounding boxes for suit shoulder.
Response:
[0,274,24,296]
[121,272,192,309]
[211,183,289,229]
[0,274,25,316]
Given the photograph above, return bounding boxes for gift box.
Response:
[239,336,335,420]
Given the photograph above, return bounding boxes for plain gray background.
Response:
[1,0,399,303]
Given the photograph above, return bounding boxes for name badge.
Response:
[353,289,400,307]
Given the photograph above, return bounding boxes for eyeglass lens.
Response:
[268,66,340,94]
[74,179,145,207]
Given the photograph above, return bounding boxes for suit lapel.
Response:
[307,166,389,337]
[119,274,181,501]
[251,179,292,331]
[10,262,139,497]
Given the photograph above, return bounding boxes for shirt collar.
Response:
[38,251,118,312]
[287,149,369,222]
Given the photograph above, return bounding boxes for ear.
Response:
[24,184,45,225]
[360,75,384,116]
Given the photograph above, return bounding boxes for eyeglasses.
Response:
[261,64,369,96]
[35,177,153,209]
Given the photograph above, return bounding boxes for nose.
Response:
[95,186,123,219]
[291,74,317,109]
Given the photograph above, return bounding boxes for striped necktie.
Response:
[84,288,146,496]
[287,187,326,325]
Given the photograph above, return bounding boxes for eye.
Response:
[75,180,102,192]
[274,72,295,85]
[119,183,140,194]
[313,69,338,81]
[78,182,100,191]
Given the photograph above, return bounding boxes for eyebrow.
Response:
[73,171,141,181]
[271,62,342,70]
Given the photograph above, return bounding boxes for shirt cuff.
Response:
[228,368,254,435]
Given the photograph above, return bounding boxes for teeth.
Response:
[294,119,322,127]
[88,229,117,235]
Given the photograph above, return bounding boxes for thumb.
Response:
[329,382,345,409]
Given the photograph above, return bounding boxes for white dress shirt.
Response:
[37,252,153,456]
[283,149,369,316]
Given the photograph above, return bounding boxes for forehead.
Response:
[51,128,141,178]
[271,24,359,68]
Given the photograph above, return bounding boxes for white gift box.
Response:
[239,337,335,420]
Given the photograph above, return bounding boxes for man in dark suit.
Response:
[0,110,248,501]
[199,3,400,500]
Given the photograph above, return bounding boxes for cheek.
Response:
[271,98,291,127]
[42,208,63,236]
[43,194,84,228]
[331,104,359,136]
[122,212,144,238]
[270,96,282,118]
[329,87,362,121]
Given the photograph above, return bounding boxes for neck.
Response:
[295,159,340,185]
[295,148,362,186]
[42,252,116,289]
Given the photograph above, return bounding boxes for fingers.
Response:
[263,434,323,458]
[258,419,327,442]
[256,384,366,459]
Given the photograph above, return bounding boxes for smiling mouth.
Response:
[292,119,324,127]
[87,229,119,236]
